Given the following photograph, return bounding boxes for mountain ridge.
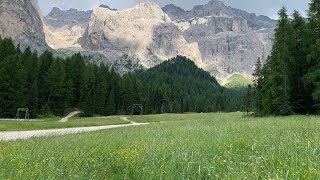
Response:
[0,0,276,81]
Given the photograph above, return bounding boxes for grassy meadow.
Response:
[224,74,252,88]
[1,113,320,179]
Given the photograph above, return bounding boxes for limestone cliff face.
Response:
[80,3,203,70]
[0,0,48,52]
[163,0,276,79]
[44,7,92,49]
[0,0,276,81]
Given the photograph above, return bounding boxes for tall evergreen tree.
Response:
[37,51,54,112]
[66,53,86,108]
[252,58,263,115]
[261,7,293,115]
[105,89,116,116]
[288,10,313,114]
[82,65,96,117]
[24,52,39,116]
[303,0,320,112]
[0,55,26,118]
[94,65,108,115]
[46,59,67,116]
[0,38,16,62]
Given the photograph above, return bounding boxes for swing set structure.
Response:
[15,108,30,120]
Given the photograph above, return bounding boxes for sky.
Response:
[38,0,310,19]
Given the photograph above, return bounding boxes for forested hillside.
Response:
[0,40,246,118]
[136,56,246,113]
[252,0,320,115]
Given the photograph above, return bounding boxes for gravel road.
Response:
[0,122,149,141]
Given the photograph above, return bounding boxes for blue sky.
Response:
[38,0,310,19]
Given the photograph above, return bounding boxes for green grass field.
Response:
[1,113,320,179]
[224,74,252,88]
[0,116,129,131]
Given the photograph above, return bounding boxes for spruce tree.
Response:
[37,51,54,113]
[303,0,320,112]
[82,65,96,117]
[67,53,86,108]
[0,55,26,118]
[288,11,313,114]
[94,66,108,115]
[46,59,67,116]
[105,89,116,116]
[261,7,293,115]
[252,58,263,115]
[0,38,16,62]
[24,52,39,116]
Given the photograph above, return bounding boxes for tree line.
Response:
[252,0,320,116]
[0,37,247,118]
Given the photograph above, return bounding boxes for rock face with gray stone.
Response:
[44,7,92,49]
[79,3,203,72]
[0,0,276,81]
[0,0,48,52]
[162,0,276,79]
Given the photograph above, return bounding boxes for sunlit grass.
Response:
[1,113,320,179]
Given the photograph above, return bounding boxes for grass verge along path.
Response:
[0,122,149,141]
[0,116,129,131]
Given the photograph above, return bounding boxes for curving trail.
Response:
[59,111,81,122]
[0,117,149,141]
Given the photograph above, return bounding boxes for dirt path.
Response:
[0,122,149,141]
[120,117,137,124]
[59,111,81,122]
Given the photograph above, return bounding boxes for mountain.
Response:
[0,0,276,81]
[80,3,203,71]
[99,4,117,11]
[162,1,276,29]
[44,7,92,49]
[162,0,276,79]
[0,0,48,52]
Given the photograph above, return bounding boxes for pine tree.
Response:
[288,10,313,114]
[105,89,116,116]
[0,55,26,118]
[245,84,253,115]
[82,65,96,117]
[94,66,108,115]
[0,38,16,62]
[261,7,293,115]
[66,53,86,108]
[252,58,263,115]
[46,59,67,116]
[24,52,39,116]
[37,51,54,113]
[303,0,320,112]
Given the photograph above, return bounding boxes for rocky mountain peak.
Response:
[208,0,226,6]
[0,0,49,52]
[44,6,93,49]
[46,7,92,27]
[162,4,186,21]
[80,2,202,71]
[47,7,63,16]
[99,4,117,11]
